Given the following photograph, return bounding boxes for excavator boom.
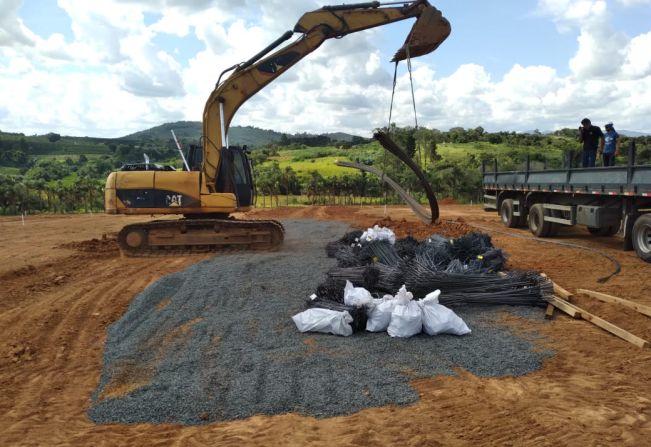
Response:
[202,0,451,192]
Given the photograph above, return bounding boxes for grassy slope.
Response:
[0,167,20,175]
[262,140,567,179]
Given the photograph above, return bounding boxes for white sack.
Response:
[424,289,441,304]
[343,280,373,308]
[360,225,396,245]
[366,295,396,332]
[387,285,422,338]
[292,308,353,336]
[418,295,471,336]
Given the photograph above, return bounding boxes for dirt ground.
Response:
[1,205,650,446]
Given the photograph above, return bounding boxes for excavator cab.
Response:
[215,146,255,208]
[187,144,254,208]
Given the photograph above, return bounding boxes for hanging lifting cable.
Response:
[405,45,423,165]
[386,61,399,130]
[406,45,418,129]
[337,49,439,222]
[358,50,439,222]
[381,60,400,212]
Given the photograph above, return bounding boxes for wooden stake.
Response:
[577,289,651,318]
[545,303,555,319]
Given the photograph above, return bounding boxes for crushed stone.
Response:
[88,219,552,425]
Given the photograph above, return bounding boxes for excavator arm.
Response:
[201,0,451,192]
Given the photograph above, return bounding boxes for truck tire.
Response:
[547,209,562,237]
[500,199,520,228]
[632,214,651,263]
[587,225,619,237]
[528,204,553,237]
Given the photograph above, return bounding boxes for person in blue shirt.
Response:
[602,122,620,167]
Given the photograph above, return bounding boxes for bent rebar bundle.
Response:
[314,230,552,309]
[335,130,439,224]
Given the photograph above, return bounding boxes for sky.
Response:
[1,0,651,138]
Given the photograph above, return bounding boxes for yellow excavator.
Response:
[104,0,451,255]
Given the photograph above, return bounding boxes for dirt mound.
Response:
[58,235,120,254]
[438,197,459,205]
[2,264,37,279]
[371,216,472,240]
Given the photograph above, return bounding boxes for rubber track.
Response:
[117,218,285,257]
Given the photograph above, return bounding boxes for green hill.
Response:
[120,121,285,147]
[120,122,362,147]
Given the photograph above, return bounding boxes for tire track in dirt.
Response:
[0,250,211,446]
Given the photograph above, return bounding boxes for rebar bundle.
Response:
[315,277,347,302]
[450,232,493,262]
[304,296,368,332]
[403,268,551,299]
[443,259,469,274]
[313,230,548,309]
[330,245,362,267]
[415,234,454,270]
[439,287,549,307]
[358,240,401,266]
[394,236,420,260]
[325,230,364,265]
[371,263,404,292]
[466,248,506,273]
[326,266,368,285]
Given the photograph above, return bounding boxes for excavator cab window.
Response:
[231,147,254,207]
[187,144,203,171]
[215,146,254,207]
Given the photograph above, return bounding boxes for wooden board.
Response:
[545,303,555,319]
[577,289,651,318]
[547,296,581,318]
[552,283,573,300]
[540,272,573,301]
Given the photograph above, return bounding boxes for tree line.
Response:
[1,126,650,215]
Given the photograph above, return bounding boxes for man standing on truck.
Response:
[578,118,604,167]
[602,122,620,166]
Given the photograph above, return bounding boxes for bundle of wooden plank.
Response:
[544,276,650,349]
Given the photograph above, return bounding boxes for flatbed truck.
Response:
[482,143,651,263]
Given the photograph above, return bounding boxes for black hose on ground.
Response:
[458,221,621,284]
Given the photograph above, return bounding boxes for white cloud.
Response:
[0,0,37,46]
[621,31,651,78]
[537,0,606,23]
[1,0,651,137]
[616,0,651,5]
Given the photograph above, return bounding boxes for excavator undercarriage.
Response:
[117,218,285,256]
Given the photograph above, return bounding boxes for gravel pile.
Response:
[88,219,552,425]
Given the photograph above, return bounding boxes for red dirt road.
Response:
[1,205,650,446]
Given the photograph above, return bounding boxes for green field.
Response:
[437,141,565,162]
[259,140,569,179]
[0,166,20,175]
[267,155,357,178]
[254,194,389,207]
